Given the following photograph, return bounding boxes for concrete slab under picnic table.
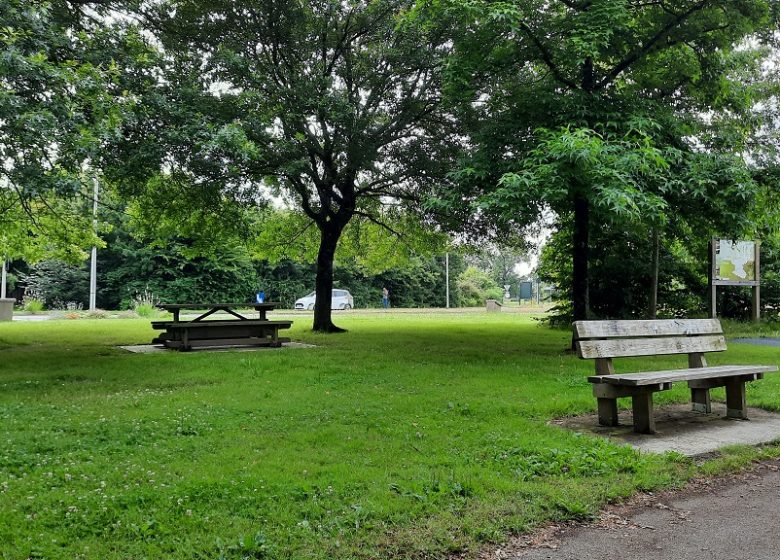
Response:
[553,403,780,456]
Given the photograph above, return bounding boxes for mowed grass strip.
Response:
[1,313,779,559]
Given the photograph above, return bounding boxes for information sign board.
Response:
[713,240,758,286]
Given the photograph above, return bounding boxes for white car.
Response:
[294,289,354,310]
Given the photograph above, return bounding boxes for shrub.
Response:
[117,310,139,319]
[86,309,110,319]
[132,287,160,318]
[18,260,89,307]
[22,288,45,314]
[51,300,84,312]
[456,266,504,307]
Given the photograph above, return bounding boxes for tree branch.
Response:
[518,21,580,91]
[596,0,710,89]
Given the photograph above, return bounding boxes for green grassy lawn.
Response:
[1,313,779,559]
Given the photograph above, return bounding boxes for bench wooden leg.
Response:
[597,398,619,427]
[632,392,655,434]
[690,387,711,413]
[725,378,748,419]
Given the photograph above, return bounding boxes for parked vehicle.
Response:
[294,289,354,310]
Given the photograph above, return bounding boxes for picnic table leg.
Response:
[164,326,180,349]
[271,326,282,347]
[632,391,655,434]
[725,378,748,419]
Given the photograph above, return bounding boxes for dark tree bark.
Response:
[572,192,590,322]
[312,222,346,333]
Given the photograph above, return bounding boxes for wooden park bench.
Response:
[151,303,292,351]
[573,319,778,434]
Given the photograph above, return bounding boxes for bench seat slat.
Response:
[588,364,778,386]
[577,335,726,359]
[163,337,291,349]
[574,319,723,339]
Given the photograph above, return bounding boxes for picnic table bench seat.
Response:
[574,319,778,434]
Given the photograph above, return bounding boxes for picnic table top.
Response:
[157,302,280,310]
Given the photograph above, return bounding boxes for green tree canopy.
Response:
[0,1,144,262]
[420,0,778,320]
[111,0,457,331]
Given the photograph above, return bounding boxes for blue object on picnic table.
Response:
[256,291,265,303]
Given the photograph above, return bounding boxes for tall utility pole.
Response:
[89,177,99,311]
[1,260,7,299]
[445,252,450,308]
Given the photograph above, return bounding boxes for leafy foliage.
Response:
[18,260,89,307]
[111,0,458,330]
[99,228,260,309]
[419,0,778,319]
[456,266,504,307]
[0,1,134,261]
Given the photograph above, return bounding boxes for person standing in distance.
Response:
[382,287,390,309]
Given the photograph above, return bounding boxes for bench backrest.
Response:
[573,319,726,361]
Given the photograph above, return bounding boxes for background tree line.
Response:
[7,208,531,310]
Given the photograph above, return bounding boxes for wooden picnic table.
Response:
[151,302,292,351]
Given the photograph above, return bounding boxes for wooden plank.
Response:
[164,337,291,349]
[173,327,288,341]
[591,382,672,398]
[577,335,727,359]
[573,319,723,340]
[184,337,283,347]
[688,373,764,389]
[596,365,777,386]
[164,320,292,329]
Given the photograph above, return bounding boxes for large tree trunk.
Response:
[312,223,346,333]
[572,193,590,322]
